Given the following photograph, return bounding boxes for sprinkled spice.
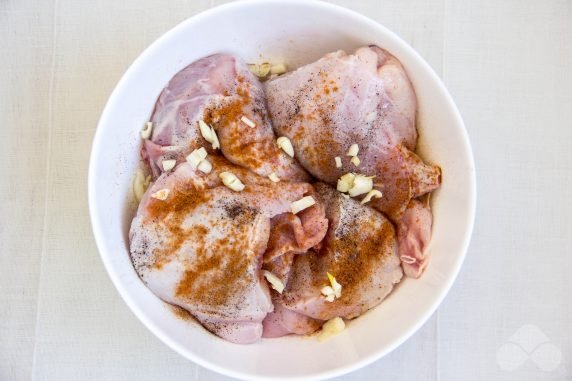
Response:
[173,202,261,307]
[281,184,396,311]
[201,76,282,173]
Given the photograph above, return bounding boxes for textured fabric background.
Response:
[1,0,570,380]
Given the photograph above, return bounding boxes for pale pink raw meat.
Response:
[262,204,328,286]
[262,301,323,338]
[397,197,433,278]
[276,183,403,322]
[144,53,308,182]
[129,156,326,343]
[265,45,440,220]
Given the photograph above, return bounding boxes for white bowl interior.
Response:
[89,1,476,380]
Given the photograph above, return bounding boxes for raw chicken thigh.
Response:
[263,183,402,336]
[130,156,326,343]
[144,53,309,182]
[265,45,440,220]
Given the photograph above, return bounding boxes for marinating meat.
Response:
[265,45,440,220]
[129,46,442,344]
[129,157,326,343]
[145,53,309,182]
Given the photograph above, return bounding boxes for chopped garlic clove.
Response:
[161,159,176,171]
[324,294,335,302]
[141,122,153,139]
[132,169,151,203]
[263,270,285,293]
[360,189,383,205]
[268,173,280,183]
[346,143,359,157]
[210,126,220,149]
[321,285,334,297]
[276,136,294,157]
[198,120,213,140]
[291,196,316,214]
[197,159,212,174]
[335,156,342,168]
[270,63,287,75]
[151,188,170,201]
[351,156,361,166]
[198,120,220,149]
[327,272,342,298]
[240,115,256,128]
[248,63,271,78]
[337,173,356,193]
[186,147,208,169]
[219,171,245,192]
[259,63,271,76]
[318,317,345,341]
[348,174,373,197]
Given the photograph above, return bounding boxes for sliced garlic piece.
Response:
[248,63,271,78]
[132,169,151,203]
[335,156,342,168]
[151,188,170,201]
[327,272,342,298]
[197,159,212,174]
[360,189,382,205]
[324,294,335,303]
[268,172,280,183]
[270,63,287,75]
[351,156,360,166]
[161,159,176,171]
[346,143,359,157]
[262,270,285,293]
[198,120,220,149]
[348,174,373,197]
[321,285,334,297]
[186,147,208,169]
[240,115,256,128]
[219,171,245,192]
[318,317,345,341]
[291,196,316,214]
[276,136,294,157]
[198,120,213,140]
[336,173,356,193]
[210,126,220,149]
[141,121,153,139]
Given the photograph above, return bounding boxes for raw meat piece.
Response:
[397,197,433,278]
[262,301,323,338]
[145,53,308,181]
[129,157,325,343]
[265,45,440,220]
[277,183,403,321]
[263,204,328,286]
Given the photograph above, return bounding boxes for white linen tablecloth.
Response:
[1,0,570,379]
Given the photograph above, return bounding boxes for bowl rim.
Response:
[88,0,477,379]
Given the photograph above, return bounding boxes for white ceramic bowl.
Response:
[88,1,476,379]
